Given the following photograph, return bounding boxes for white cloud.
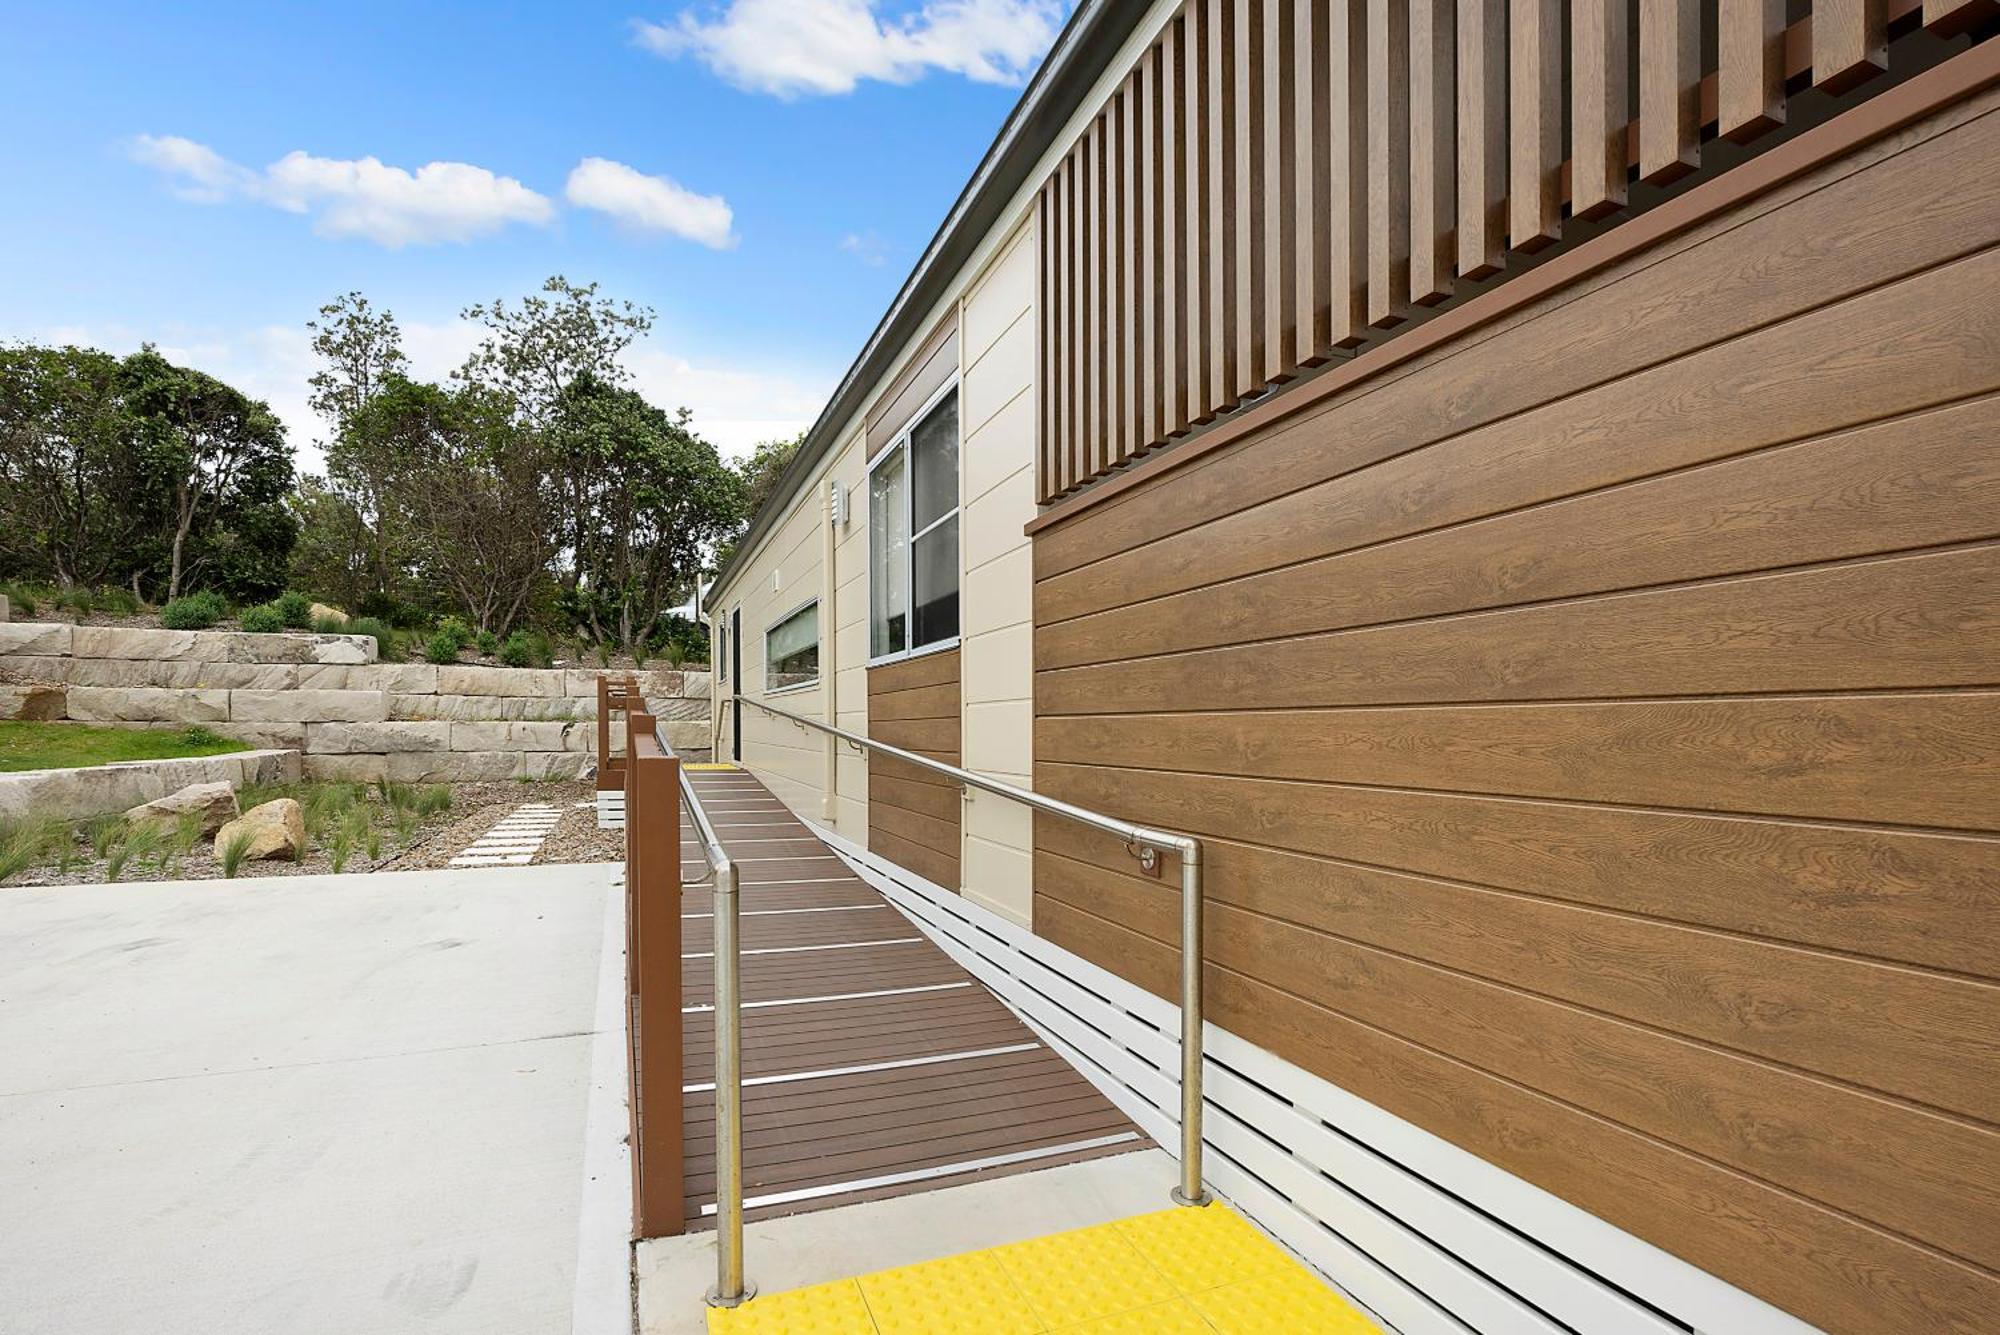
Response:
[565,157,736,249]
[128,136,555,247]
[632,0,1062,98]
[840,230,888,266]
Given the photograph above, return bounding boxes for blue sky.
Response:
[0,0,1065,468]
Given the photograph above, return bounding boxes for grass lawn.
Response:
[0,721,249,773]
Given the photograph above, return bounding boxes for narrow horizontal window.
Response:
[765,599,819,692]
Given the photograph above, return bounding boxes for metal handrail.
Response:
[734,693,1211,1208]
[667,736,753,1309]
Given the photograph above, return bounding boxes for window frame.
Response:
[762,596,822,696]
[865,376,962,668]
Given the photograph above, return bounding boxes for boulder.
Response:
[447,720,574,751]
[0,622,73,658]
[0,592,9,622]
[0,685,65,721]
[125,781,239,836]
[65,686,229,723]
[437,665,568,698]
[71,626,211,661]
[389,693,586,722]
[304,721,451,754]
[308,603,347,624]
[230,688,388,724]
[308,634,375,665]
[214,799,306,863]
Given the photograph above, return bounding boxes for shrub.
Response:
[415,784,453,817]
[344,616,394,660]
[0,583,38,617]
[238,603,285,633]
[475,629,499,657]
[178,725,225,748]
[95,586,140,615]
[276,591,314,628]
[499,629,550,669]
[357,591,428,629]
[310,613,347,634]
[55,586,96,617]
[159,591,227,630]
[423,630,461,665]
[435,616,473,651]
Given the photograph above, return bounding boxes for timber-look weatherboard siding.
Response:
[868,648,962,892]
[1028,85,2000,1335]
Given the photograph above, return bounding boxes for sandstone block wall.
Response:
[0,622,713,779]
[0,748,302,824]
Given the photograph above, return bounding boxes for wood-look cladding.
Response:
[1029,90,2000,1335]
[867,649,961,891]
[1034,0,1991,502]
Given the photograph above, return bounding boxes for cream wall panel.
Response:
[964,317,1035,438]
[963,227,1036,364]
[962,621,1033,707]
[965,382,1038,506]
[963,542,1034,634]
[964,834,1035,924]
[965,699,1033,777]
[963,463,1036,575]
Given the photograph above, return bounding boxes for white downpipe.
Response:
[821,473,839,822]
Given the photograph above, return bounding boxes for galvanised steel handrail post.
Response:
[673,747,753,1309]
[735,693,1211,1210]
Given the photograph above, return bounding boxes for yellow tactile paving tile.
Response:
[1190,1268,1384,1334]
[685,762,742,770]
[858,1250,1044,1335]
[990,1221,1178,1326]
[1114,1204,1298,1294]
[704,1203,1382,1334]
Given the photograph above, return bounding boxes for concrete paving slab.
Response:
[634,1147,1176,1334]
[0,863,631,1335]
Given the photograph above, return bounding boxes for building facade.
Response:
[706,3,2000,1330]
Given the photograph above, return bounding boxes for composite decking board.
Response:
[677,771,1144,1226]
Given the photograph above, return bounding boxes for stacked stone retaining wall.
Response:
[0,622,711,780]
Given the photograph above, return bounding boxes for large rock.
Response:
[389,693,586,722]
[437,665,567,698]
[71,626,212,662]
[521,751,591,781]
[0,685,65,721]
[0,593,9,622]
[230,688,388,723]
[305,721,451,754]
[305,750,524,783]
[446,720,576,752]
[214,799,306,863]
[65,686,229,723]
[59,659,299,690]
[0,622,72,657]
[125,780,239,836]
[661,720,712,754]
[308,603,346,624]
[294,663,439,693]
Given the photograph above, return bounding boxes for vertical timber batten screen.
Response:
[1033,0,1996,503]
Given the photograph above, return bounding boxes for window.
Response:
[716,620,728,684]
[764,600,819,692]
[868,385,959,662]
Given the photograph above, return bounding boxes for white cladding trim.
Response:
[811,818,1821,1335]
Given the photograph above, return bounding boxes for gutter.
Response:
[703,0,1145,611]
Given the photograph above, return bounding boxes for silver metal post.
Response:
[706,852,751,1306]
[1172,836,1210,1207]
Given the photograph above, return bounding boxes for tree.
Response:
[552,375,742,657]
[120,347,294,599]
[458,276,653,428]
[735,431,806,517]
[0,345,150,589]
[370,377,556,636]
[287,476,375,610]
[308,293,417,601]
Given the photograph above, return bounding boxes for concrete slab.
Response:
[634,1147,1176,1334]
[0,862,632,1335]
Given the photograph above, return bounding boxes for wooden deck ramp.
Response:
[676,765,1147,1226]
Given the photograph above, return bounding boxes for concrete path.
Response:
[0,862,632,1335]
